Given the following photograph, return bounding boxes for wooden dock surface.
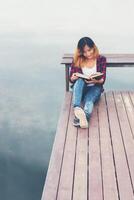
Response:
[41,91,134,200]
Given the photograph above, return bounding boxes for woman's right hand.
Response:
[70,73,79,82]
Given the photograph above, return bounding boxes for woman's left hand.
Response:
[85,78,104,84]
[85,78,98,84]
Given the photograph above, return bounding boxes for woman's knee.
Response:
[74,78,85,86]
[73,78,85,92]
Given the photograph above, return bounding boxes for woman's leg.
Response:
[72,78,88,128]
[72,78,85,107]
[83,85,102,120]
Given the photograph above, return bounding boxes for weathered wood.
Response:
[106,92,134,200]
[61,54,134,64]
[122,92,134,138]
[73,124,88,200]
[88,105,103,200]
[41,92,72,200]
[65,64,70,92]
[98,94,119,200]
[113,92,134,195]
[41,91,134,200]
[56,105,77,200]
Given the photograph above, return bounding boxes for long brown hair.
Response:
[73,37,99,67]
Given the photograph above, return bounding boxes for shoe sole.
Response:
[74,107,88,128]
[72,122,80,127]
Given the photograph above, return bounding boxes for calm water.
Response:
[0,33,134,200]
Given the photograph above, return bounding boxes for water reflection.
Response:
[106,67,134,91]
[0,36,65,199]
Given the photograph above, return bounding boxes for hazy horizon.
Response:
[1,0,134,53]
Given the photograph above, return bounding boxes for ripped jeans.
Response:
[72,78,102,120]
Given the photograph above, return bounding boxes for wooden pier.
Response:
[41,54,134,200]
[41,91,134,200]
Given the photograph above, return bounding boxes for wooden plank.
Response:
[98,94,119,200]
[122,92,134,138]
[41,92,72,200]
[61,57,134,65]
[72,124,88,200]
[65,65,70,91]
[113,91,134,195]
[56,105,77,200]
[88,105,103,200]
[61,54,134,64]
[61,58,73,64]
[106,57,134,63]
[129,91,134,108]
[106,91,134,200]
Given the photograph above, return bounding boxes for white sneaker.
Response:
[74,107,88,128]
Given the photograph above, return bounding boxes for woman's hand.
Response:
[85,78,104,84]
[70,73,79,82]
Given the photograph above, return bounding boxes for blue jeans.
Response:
[72,78,102,120]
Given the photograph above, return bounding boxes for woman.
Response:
[69,37,107,128]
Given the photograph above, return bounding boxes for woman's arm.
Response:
[99,56,107,84]
[69,60,82,83]
[70,73,79,82]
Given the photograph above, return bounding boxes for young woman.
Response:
[69,37,107,128]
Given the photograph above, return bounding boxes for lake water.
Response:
[0,33,134,200]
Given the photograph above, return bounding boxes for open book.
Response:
[75,72,103,80]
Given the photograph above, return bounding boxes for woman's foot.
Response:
[74,107,88,128]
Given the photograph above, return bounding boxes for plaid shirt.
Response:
[69,55,107,88]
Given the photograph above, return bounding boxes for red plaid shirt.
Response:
[69,55,107,87]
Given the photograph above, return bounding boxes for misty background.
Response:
[0,0,134,200]
[1,0,134,51]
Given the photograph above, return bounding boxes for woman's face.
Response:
[82,44,94,59]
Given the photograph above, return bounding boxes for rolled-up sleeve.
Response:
[100,56,107,84]
[69,61,82,83]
